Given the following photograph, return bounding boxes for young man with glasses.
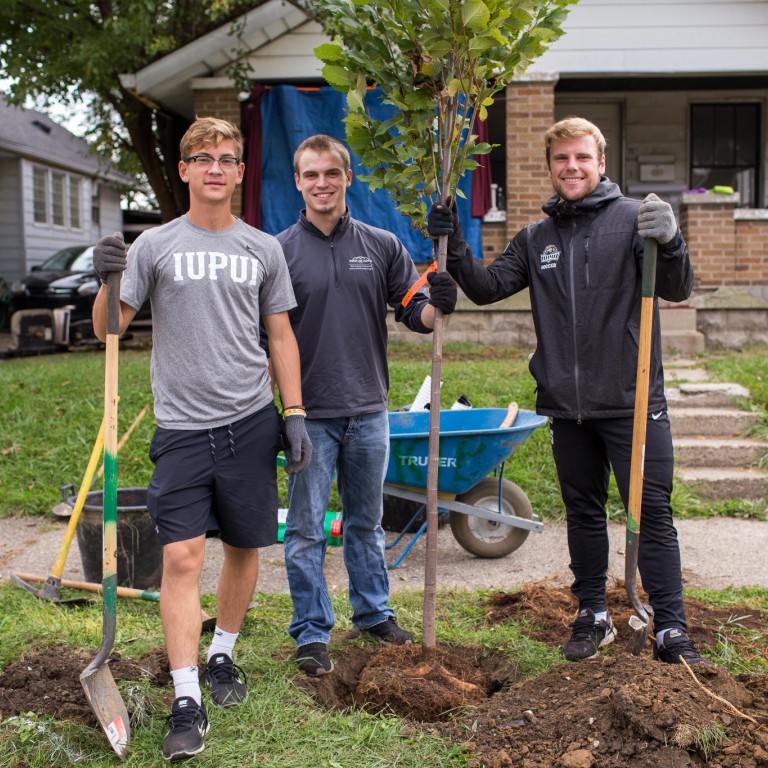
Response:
[91,116,312,761]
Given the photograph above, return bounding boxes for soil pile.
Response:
[1,583,766,767]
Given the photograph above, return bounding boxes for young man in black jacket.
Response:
[427,116,708,665]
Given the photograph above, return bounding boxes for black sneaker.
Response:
[653,628,710,664]
[163,697,209,761]
[563,608,617,661]
[204,654,248,707]
[296,642,334,676]
[363,618,414,646]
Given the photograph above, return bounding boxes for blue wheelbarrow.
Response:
[384,407,547,566]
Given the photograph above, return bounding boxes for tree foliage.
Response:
[304,0,576,232]
[0,0,254,220]
[303,0,575,650]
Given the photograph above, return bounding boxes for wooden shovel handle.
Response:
[500,402,519,429]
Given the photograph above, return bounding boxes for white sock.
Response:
[593,610,608,624]
[207,627,239,662]
[171,666,201,705]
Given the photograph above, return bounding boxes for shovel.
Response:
[80,270,131,758]
[12,418,105,604]
[624,238,657,655]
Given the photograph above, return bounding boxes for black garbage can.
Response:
[75,487,163,590]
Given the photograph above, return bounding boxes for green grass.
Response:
[0,342,766,519]
[0,583,765,767]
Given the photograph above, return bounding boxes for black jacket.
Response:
[446,178,694,420]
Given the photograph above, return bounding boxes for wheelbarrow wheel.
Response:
[450,477,533,559]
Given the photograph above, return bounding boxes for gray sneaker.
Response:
[296,642,334,676]
[362,618,414,646]
[563,608,617,661]
[163,697,209,761]
[204,654,248,707]
[653,629,710,665]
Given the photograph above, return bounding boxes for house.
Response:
[0,98,134,284]
[119,0,768,347]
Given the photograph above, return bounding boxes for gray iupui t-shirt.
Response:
[121,215,296,429]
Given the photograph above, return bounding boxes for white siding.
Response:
[243,21,325,80]
[533,0,768,75]
[97,185,124,238]
[19,160,123,269]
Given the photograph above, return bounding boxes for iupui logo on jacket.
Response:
[540,245,560,270]
[349,255,373,271]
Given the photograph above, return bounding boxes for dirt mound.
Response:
[0,646,170,724]
[1,583,766,767]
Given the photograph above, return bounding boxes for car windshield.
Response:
[39,245,94,272]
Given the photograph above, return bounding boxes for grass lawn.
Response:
[1,341,765,521]
[0,341,766,765]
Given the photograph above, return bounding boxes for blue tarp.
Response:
[259,85,481,263]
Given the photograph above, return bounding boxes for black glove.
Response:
[93,232,128,284]
[426,271,457,314]
[284,414,313,474]
[427,204,458,238]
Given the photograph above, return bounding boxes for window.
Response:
[33,167,48,223]
[52,172,65,226]
[69,177,81,229]
[31,167,86,229]
[690,103,761,207]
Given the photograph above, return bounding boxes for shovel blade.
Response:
[80,664,131,759]
[625,605,654,656]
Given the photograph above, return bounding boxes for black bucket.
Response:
[74,487,163,590]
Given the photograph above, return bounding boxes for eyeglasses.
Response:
[184,154,241,170]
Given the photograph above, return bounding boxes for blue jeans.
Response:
[284,412,393,647]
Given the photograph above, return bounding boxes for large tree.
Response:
[0,0,254,220]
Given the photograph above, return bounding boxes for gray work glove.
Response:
[426,271,457,314]
[637,193,677,244]
[284,414,313,474]
[93,232,128,284]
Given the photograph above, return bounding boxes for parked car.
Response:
[10,244,149,342]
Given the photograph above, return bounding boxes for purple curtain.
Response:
[471,116,492,218]
[241,84,265,228]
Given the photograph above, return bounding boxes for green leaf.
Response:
[313,42,346,63]
[321,63,352,90]
[461,0,491,32]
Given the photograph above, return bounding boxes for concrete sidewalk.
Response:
[1,514,766,597]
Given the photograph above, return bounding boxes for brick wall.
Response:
[681,196,768,286]
[735,219,768,283]
[479,221,509,265]
[193,87,244,216]
[504,78,557,237]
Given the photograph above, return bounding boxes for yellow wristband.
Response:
[283,408,306,418]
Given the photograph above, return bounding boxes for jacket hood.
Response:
[542,176,623,219]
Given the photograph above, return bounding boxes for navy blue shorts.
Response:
[147,405,280,547]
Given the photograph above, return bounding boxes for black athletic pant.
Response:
[550,413,687,632]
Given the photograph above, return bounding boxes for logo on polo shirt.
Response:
[540,245,560,270]
[349,255,373,271]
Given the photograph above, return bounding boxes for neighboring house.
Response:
[0,98,134,284]
[119,0,768,290]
